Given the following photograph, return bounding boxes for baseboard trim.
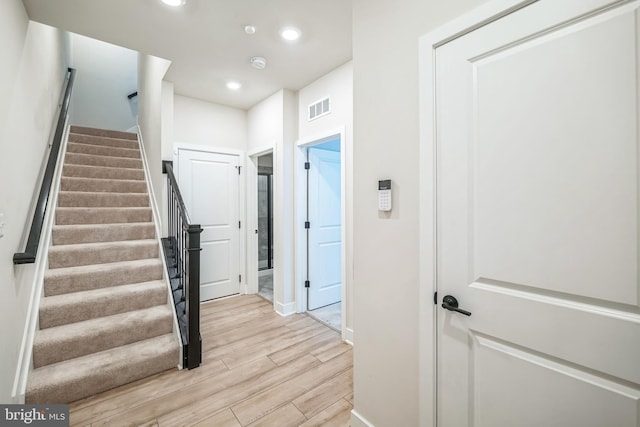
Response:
[343,327,354,345]
[275,301,296,317]
[351,410,375,427]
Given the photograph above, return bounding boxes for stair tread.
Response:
[39,280,167,328]
[67,141,140,156]
[33,306,173,367]
[49,238,157,252]
[26,334,178,404]
[64,152,143,169]
[62,164,145,180]
[53,222,154,231]
[61,176,146,184]
[56,206,151,211]
[45,258,163,279]
[47,239,160,269]
[70,126,138,141]
[69,134,139,149]
[35,305,172,345]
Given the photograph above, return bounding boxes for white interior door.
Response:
[435,0,640,425]
[178,149,240,302]
[308,147,342,310]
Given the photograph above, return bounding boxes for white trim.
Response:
[344,327,354,345]
[275,300,296,316]
[11,123,71,404]
[173,142,245,158]
[137,127,183,369]
[294,126,348,342]
[247,145,274,157]
[418,1,538,426]
[173,143,247,301]
[351,410,376,427]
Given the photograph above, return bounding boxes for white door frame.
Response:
[247,145,275,297]
[418,1,541,425]
[295,127,347,335]
[172,142,247,295]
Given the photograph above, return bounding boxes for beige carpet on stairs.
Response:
[25,125,180,404]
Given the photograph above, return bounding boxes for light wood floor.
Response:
[69,294,353,426]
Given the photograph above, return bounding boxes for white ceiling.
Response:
[22,0,352,110]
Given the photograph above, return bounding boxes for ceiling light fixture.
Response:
[244,25,256,35]
[161,0,185,6]
[250,56,267,70]
[226,81,242,90]
[280,27,300,41]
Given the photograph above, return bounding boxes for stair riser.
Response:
[69,133,139,150]
[48,242,159,269]
[52,223,155,245]
[44,261,163,296]
[56,208,152,225]
[64,153,142,169]
[67,142,140,159]
[26,335,178,404]
[63,164,145,181]
[39,283,167,329]
[33,309,173,368]
[70,126,138,141]
[60,178,148,194]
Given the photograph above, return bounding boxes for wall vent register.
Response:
[308,96,331,121]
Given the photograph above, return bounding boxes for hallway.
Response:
[68,295,352,426]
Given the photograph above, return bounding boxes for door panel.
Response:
[435,1,640,425]
[308,147,342,310]
[472,334,639,427]
[178,149,240,302]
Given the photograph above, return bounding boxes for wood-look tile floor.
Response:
[69,294,353,427]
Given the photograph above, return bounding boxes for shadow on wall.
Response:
[68,33,138,131]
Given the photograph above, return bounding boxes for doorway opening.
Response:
[257,153,274,302]
[303,137,342,331]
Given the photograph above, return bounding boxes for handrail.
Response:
[14,68,76,264]
[162,160,202,369]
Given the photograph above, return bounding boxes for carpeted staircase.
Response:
[26,126,179,404]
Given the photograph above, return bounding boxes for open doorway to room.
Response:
[303,136,342,331]
[257,153,274,301]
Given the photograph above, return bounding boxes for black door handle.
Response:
[442,295,472,316]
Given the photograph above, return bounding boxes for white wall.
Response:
[0,0,68,403]
[247,91,283,152]
[298,61,353,142]
[297,61,353,341]
[173,95,247,151]
[69,33,137,131]
[350,1,488,426]
[137,54,171,208]
[247,90,298,315]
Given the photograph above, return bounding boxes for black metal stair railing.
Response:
[162,161,202,369]
[14,68,76,264]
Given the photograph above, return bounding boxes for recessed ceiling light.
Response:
[250,56,267,70]
[245,25,256,35]
[280,27,300,41]
[226,81,242,90]
[161,0,185,6]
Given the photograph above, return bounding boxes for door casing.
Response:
[247,146,275,296]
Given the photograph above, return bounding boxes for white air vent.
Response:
[308,97,331,121]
